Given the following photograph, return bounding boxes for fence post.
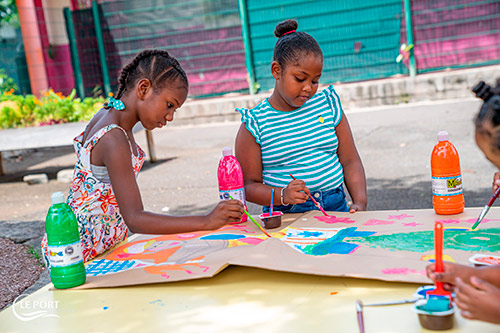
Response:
[92,0,111,95]
[404,0,417,77]
[238,0,256,94]
[63,7,85,99]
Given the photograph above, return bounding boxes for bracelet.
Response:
[281,187,288,205]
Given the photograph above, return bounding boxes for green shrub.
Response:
[0,88,104,129]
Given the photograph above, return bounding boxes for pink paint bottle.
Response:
[217,147,247,223]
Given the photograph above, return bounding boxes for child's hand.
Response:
[349,203,365,213]
[282,180,310,204]
[426,262,475,290]
[493,172,500,193]
[205,200,244,230]
[455,277,500,324]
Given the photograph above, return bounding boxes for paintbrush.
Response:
[355,300,365,333]
[363,299,417,307]
[229,195,271,237]
[471,186,500,230]
[355,298,417,333]
[289,173,328,216]
[270,188,274,216]
[427,222,452,298]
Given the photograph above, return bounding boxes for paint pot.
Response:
[469,253,500,267]
[413,285,455,300]
[259,211,283,229]
[413,285,436,299]
[412,299,455,331]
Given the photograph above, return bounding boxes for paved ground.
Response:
[0,97,497,309]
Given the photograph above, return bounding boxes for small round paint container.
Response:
[413,285,436,299]
[413,286,455,301]
[259,211,283,229]
[412,299,455,331]
[468,254,500,267]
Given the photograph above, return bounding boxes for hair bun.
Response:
[473,81,494,102]
[274,19,298,38]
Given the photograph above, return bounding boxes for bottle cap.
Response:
[51,191,65,204]
[222,147,233,157]
[437,131,449,142]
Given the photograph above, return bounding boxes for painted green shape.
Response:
[347,228,500,253]
[303,227,357,255]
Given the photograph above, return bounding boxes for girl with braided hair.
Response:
[426,80,500,324]
[41,49,243,264]
[235,19,367,215]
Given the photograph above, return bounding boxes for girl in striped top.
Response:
[235,19,367,214]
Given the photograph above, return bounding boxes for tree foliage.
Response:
[0,0,19,28]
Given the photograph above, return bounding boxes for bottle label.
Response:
[47,241,84,267]
[432,175,463,196]
[219,188,246,204]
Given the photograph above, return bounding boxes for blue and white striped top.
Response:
[237,85,344,191]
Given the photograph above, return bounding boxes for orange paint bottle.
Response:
[431,131,464,215]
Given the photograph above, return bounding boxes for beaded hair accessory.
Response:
[107,95,125,111]
[282,30,296,36]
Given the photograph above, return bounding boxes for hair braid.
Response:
[104,49,188,109]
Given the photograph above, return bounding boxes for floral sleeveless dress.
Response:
[41,124,145,265]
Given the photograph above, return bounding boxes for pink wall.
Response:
[402,0,500,71]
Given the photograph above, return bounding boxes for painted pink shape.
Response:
[185,270,193,274]
[381,268,426,275]
[363,219,395,226]
[177,233,198,239]
[463,218,499,224]
[387,214,414,220]
[436,219,460,224]
[402,222,424,227]
[135,263,147,267]
[201,265,210,273]
[241,237,265,245]
[313,215,356,224]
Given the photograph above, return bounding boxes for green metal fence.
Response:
[0,27,30,95]
[241,0,407,92]
[68,0,249,98]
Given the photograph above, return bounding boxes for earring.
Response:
[107,96,125,111]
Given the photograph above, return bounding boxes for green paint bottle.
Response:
[45,192,86,289]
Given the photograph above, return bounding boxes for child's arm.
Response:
[454,276,500,324]
[96,130,243,234]
[427,262,500,289]
[335,116,367,212]
[235,124,309,206]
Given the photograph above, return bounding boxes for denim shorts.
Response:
[263,186,349,214]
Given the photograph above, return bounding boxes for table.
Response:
[1,209,500,332]
[1,259,498,332]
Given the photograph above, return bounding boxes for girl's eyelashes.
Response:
[295,76,305,82]
[167,103,174,109]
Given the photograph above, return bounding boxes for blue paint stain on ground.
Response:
[103,306,109,310]
[200,234,246,240]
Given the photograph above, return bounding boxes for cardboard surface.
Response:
[76,207,500,289]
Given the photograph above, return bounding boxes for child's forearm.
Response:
[244,181,282,206]
[123,211,209,234]
[343,162,367,209]
[474,266,500,288]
